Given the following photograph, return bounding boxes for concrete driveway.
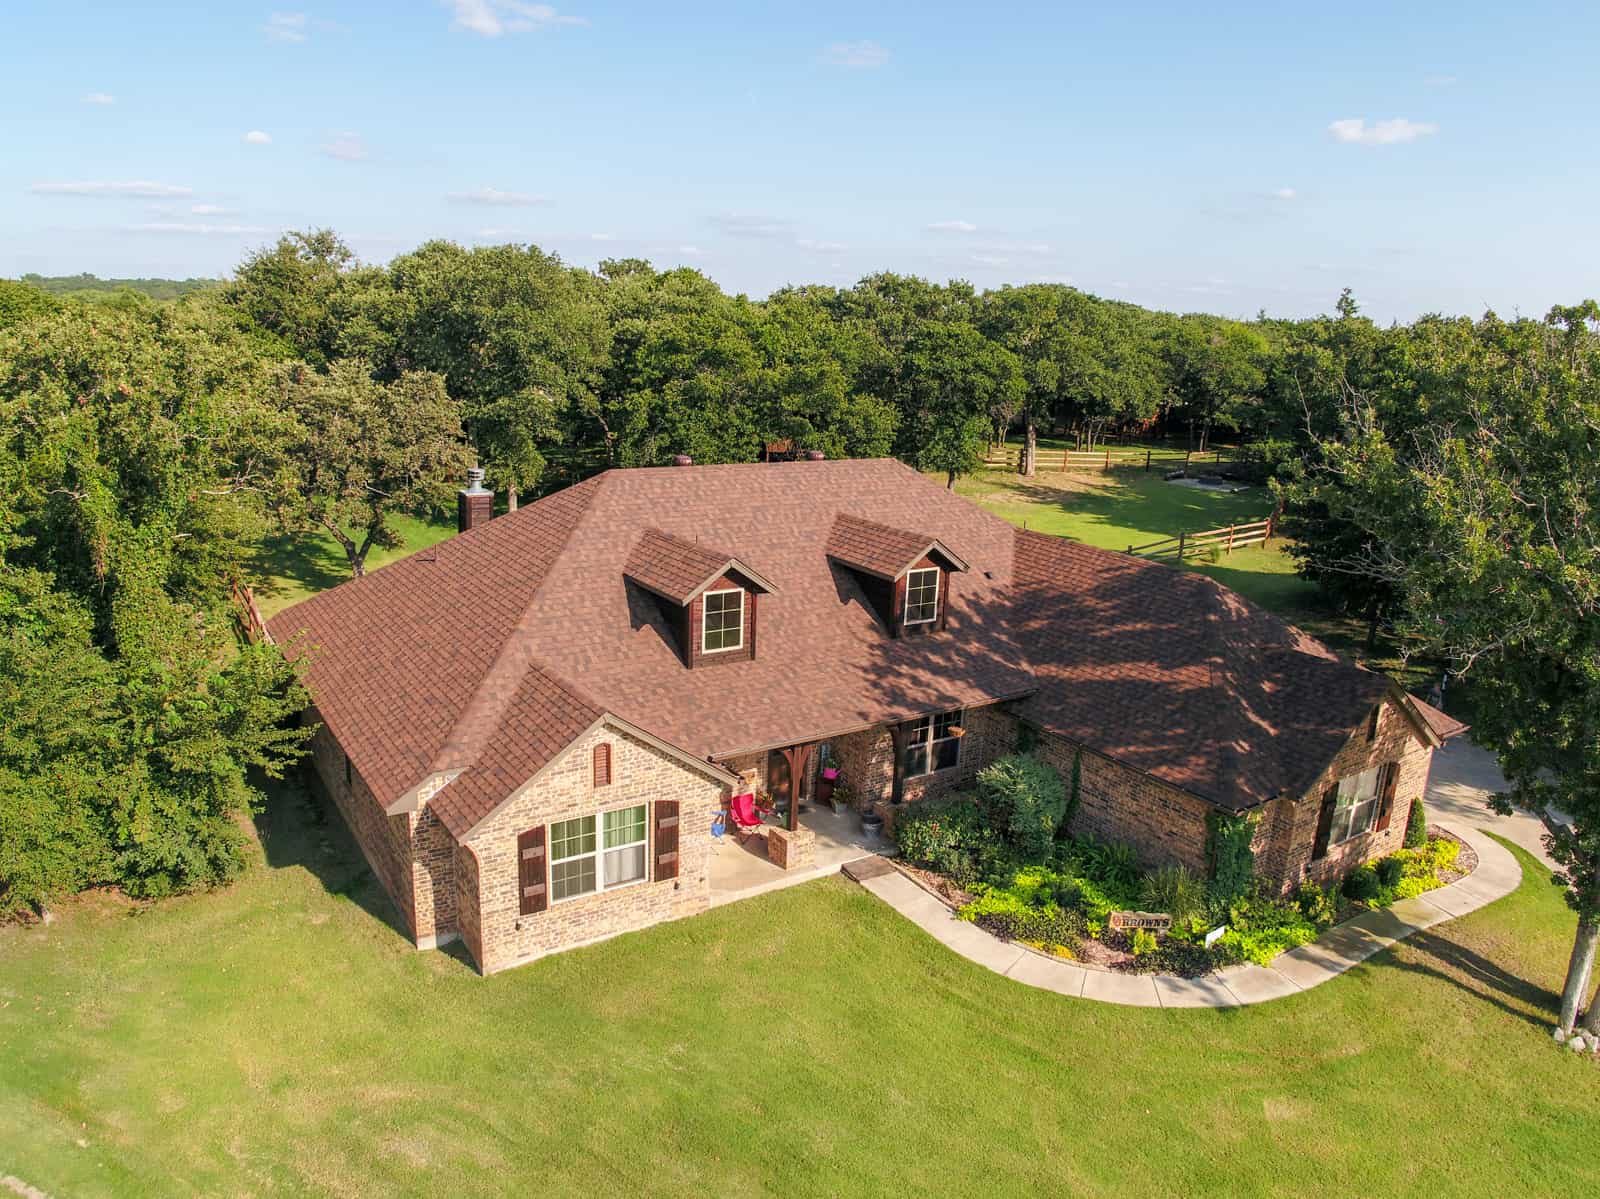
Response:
[1425,737,1556,870]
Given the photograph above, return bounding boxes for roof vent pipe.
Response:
[672,454,694,467]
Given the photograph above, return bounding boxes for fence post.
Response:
[1105,447,1111,471]
[1184,449,1191,474]
[1226,523,1235,554]
[1145,448,1152,473]
[1177,532,1186,561]
[1215,449,1221,465]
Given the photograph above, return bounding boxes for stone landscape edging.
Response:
[852,825,1521,1008]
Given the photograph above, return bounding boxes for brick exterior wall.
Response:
[828,727,895,810]
[1253,701,1434,892]
[1035,732,1212,875]
[458,720,727,974]
[305,711,423,941]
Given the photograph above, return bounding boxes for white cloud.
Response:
[970,254,1009,266]
[30,180,193,197]
[927,219,977,233]
[1328,117,1437,146]
[1272,187,1296,200]
[190,203,232,215]
[129,221,270,235]
[81,92,115,105]
[589,232,616,241]
[445,1,587,37]
[447,186,542,205]
[678,244,702,256]
[475,227,525,238]
[264,12,308,42]
[321,131,368,161]
[797,237,846,251]
[821,40,889,68]
[243,130,272,145]
[709,213,792,239]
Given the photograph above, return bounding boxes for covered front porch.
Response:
[707,795,888,905]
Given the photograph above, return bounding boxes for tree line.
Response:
[4,235,1599,1042]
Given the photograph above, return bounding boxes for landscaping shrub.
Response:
[976,754,1067,861]
[893,797,1008,886]
[1294,879,1338,928]
[1072,838,1139,891]
[1403,795,1427,848]
[1129,928,1158,958]
[1342,864,1381,902]
[1205,810,1257,910]
[1139,865,1206,925]
[1214,894,1320,966]
[1105,929,1216,977]
[1374,855,1405,890]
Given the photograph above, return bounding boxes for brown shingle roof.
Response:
[623,528,776,605]
[826,512,969,579]
[271,458,1452,835]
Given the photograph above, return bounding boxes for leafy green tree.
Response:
[381,241,609,506]
[0,300,310,912]
[899,320,1024,487]
[1302,301,1600,1034]
[272,359,471,577]
[0,279,58,330]
[1165,315,1269,451]
[224,229,370,367]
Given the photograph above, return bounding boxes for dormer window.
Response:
[904,568,940,625]
[702,589,745,653]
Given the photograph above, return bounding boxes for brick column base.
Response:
[766,826,816,871]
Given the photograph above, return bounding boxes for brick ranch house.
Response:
[267,457,1464,974]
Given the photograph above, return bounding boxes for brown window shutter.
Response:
[1374,763,1399,831]
[517,826,547,915]
[1311,786,1338,860]
[653,800,680,882]
[593,742,612,787]
[936,571,949,632]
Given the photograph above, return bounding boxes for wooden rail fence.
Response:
[230,580,271,644]
[984,444,1232,474]
[1125,514,1276,563]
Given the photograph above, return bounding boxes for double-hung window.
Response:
[903,568,940,625]
[904,709,962,777]
[548,804,649,901]
[702,588,744,653]
[1329,766,1382,845]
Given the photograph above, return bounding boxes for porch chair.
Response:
[728,790,766,845]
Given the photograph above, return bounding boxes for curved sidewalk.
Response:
[854,825,1521,1008]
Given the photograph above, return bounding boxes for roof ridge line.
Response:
[425,472,613,777]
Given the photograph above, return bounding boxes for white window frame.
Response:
[903,567,940,626]
[701,588,745,654]
[905,709,962,778]
[1329,766,1382,846]
[547,802,650,903]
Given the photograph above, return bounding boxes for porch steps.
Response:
[840,855,897,883]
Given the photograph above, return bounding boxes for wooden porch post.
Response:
[781,743,814,831]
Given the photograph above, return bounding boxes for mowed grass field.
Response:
[0,784,1596,1197]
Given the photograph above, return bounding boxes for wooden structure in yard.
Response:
[985,444,1231,474]
[1125,513,1276,564]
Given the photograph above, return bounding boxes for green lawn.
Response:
[250,512,457,619]
[1,783,1595,1197]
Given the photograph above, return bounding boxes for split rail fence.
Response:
[984,444,1233,474]
[1124,514,1276,564]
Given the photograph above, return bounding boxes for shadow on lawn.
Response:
[252,768,415,948]
[248,532,351,610]
[1385,929,1558,1028]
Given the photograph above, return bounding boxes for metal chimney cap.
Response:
[462,466,489,494]
[804,449,826,461]
[672,454,694,467]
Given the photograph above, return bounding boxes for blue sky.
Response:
[3,1,1596,321]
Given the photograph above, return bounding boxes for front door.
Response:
[767,749,792,810]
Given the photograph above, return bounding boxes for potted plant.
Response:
[817,753,840,805]
[828,780,853,816]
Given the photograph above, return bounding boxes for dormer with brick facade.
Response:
[623,527,777,668]
[825,512,969,638]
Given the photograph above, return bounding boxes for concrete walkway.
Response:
[855,824,1521,1008]
[1424,737,1556,869]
